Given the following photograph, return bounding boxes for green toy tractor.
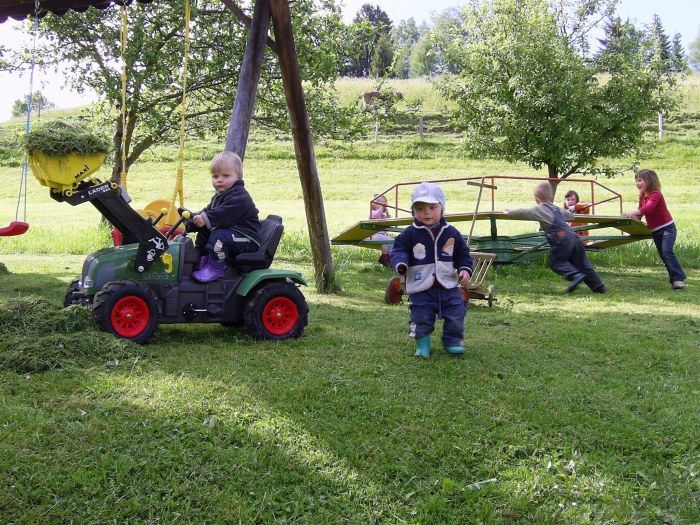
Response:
[31,153,308,343]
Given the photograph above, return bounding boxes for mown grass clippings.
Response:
[0,297,140,374]
[20,118,112,157]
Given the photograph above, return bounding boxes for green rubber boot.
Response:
[415,335,431,358]
[445,345,465,355]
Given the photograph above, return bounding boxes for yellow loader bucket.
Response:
[28,151,107,193]
[139,199,180,227]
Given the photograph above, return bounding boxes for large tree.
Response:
[595,16,644,73]
[408,9,464,77]
[436,0,680,182]
[341,4,392,77]
[390,18,420,79]
[7,0,344,182]
[669,33,689,73]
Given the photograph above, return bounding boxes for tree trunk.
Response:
[224,0,270,160]
[269,0,339,292]
[547,163,560,198]
[658,111,664,140]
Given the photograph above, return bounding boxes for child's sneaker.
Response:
[672,280,686,291]
[415,335,431,358]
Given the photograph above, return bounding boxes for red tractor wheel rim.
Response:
[261,296,298,336]
[111,296,150,338]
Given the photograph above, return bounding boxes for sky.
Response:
[0,0,697,122]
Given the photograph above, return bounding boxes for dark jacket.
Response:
[391,218,473,294]
[200,179,261,241]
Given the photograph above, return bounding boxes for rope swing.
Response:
[116,0,192,230]
[1,0,40,237]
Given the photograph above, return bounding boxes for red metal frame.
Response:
[371,175,624,219]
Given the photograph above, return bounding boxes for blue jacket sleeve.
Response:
[453,231,473,275]
[390,229,411,272]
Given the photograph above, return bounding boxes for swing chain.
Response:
[14,0,41,224]
[119,1,128,187]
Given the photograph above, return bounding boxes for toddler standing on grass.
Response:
[390,182,473,358]
[622,169,686,291]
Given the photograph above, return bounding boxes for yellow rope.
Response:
[169,0,191,215]
[119,2,128,189]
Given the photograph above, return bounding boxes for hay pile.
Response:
[21,119,111,156]
[0,297,141,374]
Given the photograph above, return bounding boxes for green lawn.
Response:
[1,83,699,522]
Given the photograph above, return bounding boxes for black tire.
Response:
[64,277,83,307]
[92,280,159,344]
[243,281,308,340]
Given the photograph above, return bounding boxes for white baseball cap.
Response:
[411,182,445,210]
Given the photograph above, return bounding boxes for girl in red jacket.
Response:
[623,169,686,290]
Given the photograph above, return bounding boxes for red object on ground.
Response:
[384,276,404,304]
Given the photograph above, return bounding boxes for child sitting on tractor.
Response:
[390,182,473,358]
[190,151,261,282]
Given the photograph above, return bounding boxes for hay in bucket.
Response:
[20,118,111,157]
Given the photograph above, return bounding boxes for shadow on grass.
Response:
[1,256,698,522]
[0,261,75,303]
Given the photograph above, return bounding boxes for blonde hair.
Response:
[534,182,554,202]
[635,169,661,194]
[211,151,243,179]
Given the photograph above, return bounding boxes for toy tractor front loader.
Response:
[30,153,309,343]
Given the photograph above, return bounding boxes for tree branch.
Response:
[219,0,279,53]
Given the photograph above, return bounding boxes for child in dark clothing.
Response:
[505,182,606,294]
[390,182,473,358]
[190,151,261,282]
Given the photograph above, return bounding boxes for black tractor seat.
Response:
[232,214,283,271]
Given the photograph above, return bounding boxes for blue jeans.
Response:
[195,227,258,262]
[408,287,467,347]
[651,223,686,283]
